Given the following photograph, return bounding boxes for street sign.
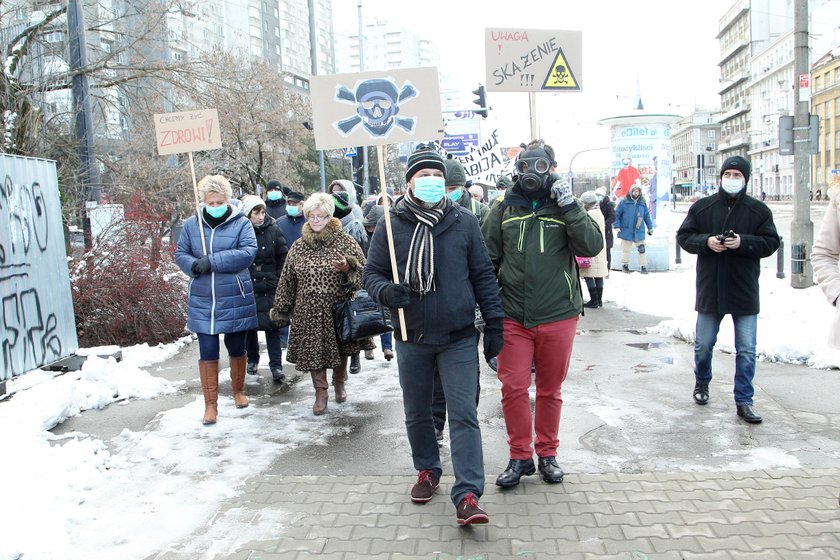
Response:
[485,28,582,93]
[344,147,357,159]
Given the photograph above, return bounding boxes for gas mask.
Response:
[515,148,554,193]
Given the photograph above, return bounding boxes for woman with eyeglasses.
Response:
[271,193,373,415]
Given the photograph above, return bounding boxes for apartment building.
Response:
[811,45,840,195]
[671,110,722,196]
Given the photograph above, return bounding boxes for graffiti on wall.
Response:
[1,155,78,379]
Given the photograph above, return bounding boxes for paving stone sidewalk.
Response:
[177,468,840,560]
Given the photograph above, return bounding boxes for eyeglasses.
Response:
[308,214,329,223]
[515,157,551,175]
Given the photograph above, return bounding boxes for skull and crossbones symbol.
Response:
[334,78,418,137]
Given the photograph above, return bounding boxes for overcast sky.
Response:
[332,0,740,167]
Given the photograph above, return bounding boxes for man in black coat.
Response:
[264,179,287,221]
[676,156,780,424]
[363,145,503,525]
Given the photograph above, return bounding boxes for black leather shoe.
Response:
[693,383,709,405]
[495,458,535,487]
[349,353,361,374]
[537,456,565,484]
[737,405,763,424]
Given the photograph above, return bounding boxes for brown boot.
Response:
[311,369,329,415]
[199,360,219,425]
[229,355,249,408]
[333,359,348,403]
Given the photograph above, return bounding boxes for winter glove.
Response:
[379,283,412,309]
[549,178,575,208]
[647,229,654,236]
[269,307,291,328]
[482,317,505,362]
[191,255,211,276]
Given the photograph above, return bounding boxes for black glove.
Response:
[482,317,504,362]
[380,283,411,308]
[191,255,211,276]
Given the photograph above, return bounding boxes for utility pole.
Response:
[791,0,813,288]
[68,0,101,249]
[307,0,326,192]
[357,1,369,197]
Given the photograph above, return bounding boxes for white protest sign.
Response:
[310,67,443,150]
[485,28,582,93]
[154,108,222,156]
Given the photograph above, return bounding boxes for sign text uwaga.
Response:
[490,31,558,88]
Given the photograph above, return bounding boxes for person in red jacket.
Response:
[614,156,641,199]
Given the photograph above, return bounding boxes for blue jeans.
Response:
[694,313,758,405]
[379,330,393,351]
[395,335,484,506]
[197,331,248,361]
[245,329,283,370]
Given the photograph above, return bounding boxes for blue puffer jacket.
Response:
[614,193,653,242]
[175,209,258,335]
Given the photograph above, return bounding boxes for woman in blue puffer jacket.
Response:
[175,175,258,426]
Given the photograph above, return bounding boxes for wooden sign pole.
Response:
[376,145,408,341]
[188,152,207,255]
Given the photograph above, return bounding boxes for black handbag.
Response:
[332,290,393,344]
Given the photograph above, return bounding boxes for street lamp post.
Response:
[567,146,610,192]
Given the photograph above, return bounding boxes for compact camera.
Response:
[715,230,736,243]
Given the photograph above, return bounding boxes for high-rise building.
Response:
[334,20,440,75]
[717,0,840,198]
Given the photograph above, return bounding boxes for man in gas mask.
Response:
[677,155,780,424]
[481,139,603,488]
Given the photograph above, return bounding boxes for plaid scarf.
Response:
[398,193,450,295]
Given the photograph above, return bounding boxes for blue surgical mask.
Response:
[413,176,445,203]
[286,206,300,217]
[447,188,463,202]
[206,204,228,219]
[267,191,283,201]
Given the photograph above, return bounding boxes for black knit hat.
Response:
[405,144,446,182]
[266,179,284,191]
[443,156,467,187]
[720,156,751,184]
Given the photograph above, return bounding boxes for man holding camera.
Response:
[677,156,780,424]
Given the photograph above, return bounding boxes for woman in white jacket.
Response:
[812,185,840,348]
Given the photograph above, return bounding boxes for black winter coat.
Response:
[676,189,780,315]
[599,198,616,248]
[363,197,503,345]
[248,216,288,329]
[265,198,286,221]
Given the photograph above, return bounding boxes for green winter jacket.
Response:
[481,186,604,328]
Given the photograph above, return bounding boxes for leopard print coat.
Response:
[274,217,374,371]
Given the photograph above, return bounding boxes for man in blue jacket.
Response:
[274,190,305,347]
[614,184,654,273]
[677,156,780,424]
[364,145,504,526]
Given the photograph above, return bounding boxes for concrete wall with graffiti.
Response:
[1,154,78,380]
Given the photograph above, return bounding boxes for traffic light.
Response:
[472,85,488,118]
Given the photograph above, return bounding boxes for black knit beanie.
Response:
[405,145,446,182]
[720,156,751,183]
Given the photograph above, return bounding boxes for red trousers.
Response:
[496,316,578,459]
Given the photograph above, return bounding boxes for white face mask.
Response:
[721,177,745,194]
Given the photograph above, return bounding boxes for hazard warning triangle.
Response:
[542,47,580,90]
